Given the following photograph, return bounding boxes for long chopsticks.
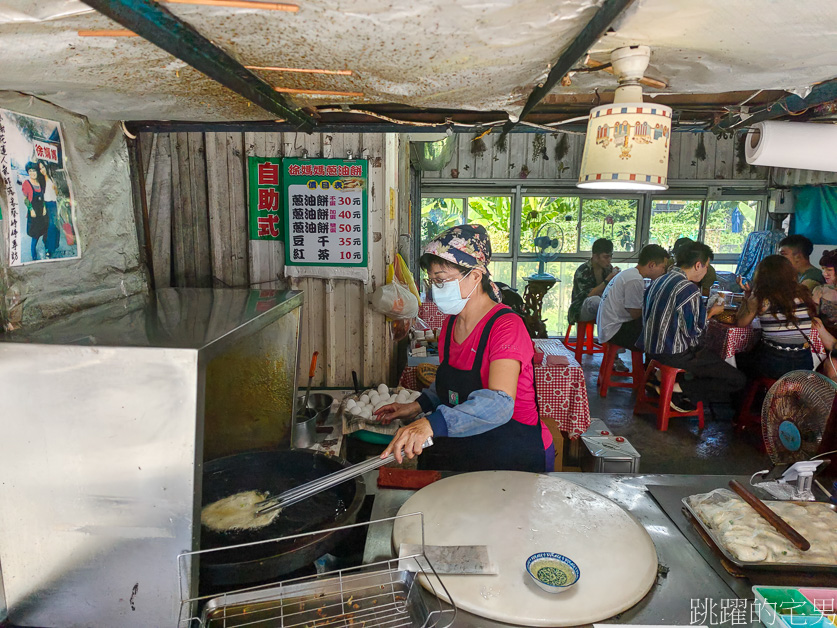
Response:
[256,438,433,515]
[729,480,811,551]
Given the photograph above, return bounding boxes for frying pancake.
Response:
[201,490,280,532]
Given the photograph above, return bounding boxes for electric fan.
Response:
[761,370,837,464]
[529,223,564,280]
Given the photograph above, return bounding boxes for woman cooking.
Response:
[375,224,553,472]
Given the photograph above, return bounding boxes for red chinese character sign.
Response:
[282,158,367,268]
[248,157,283,240]
[0,109,81,266]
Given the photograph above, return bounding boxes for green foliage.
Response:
[420,198,463,246]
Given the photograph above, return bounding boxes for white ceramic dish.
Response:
[525,552,580,594]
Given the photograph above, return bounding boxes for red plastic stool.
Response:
[734,376,777,434]
[563,320,604,363]
[634,360,705,431]
[597,343,644,398]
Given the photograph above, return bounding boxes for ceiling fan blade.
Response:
[585,59,668,90]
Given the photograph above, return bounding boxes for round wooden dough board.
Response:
[393,471,658,626]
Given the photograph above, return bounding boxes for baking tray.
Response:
[682,494,837,573]
[201,568,432,628]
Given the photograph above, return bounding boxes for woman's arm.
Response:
[736,295,760,326]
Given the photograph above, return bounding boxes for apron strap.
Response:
[442,315,457,362]
[471,309,515,371]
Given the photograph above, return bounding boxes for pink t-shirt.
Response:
[439,304,552,449]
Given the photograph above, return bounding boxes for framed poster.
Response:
[0,109,80,265]
[248,156,282,240]
[282,158,368,268]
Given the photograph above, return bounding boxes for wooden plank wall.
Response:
[422,130,769,182]
[139,131,400,389]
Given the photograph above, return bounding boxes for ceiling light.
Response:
[164,0,299,11]
[274,87,363,97]
[577,46,672,191]
[78,29,137,37]
[247,66,353,76]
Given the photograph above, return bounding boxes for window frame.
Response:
[418,182,768,292]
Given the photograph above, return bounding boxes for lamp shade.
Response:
[577,103,673,190]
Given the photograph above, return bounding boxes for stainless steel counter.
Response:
[363,473,760,628]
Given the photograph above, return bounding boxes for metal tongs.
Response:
[256,438,433,515]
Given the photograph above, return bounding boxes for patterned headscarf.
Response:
[422,224,502,301]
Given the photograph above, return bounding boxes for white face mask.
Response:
[431,271,478,315]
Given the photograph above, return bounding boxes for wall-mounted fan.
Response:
[529,223,564,280]
[762,370,836,464]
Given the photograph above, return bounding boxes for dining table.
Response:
[704,318,825,366]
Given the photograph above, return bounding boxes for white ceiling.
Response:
[0,0,835,122]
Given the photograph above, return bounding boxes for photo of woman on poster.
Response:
[39,160,61,258]
[22,161,48,260]
[0,108,80,265]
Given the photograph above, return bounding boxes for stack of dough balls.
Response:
[344,384,422,422]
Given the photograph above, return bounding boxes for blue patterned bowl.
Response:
[525,552,580,593]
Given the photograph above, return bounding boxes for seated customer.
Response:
[568,238,619,326]
[598,244,669,351]
[640,241,746,411]
[671,237,716,296]
[779,234,824,289]
[813,249,837,330]
[736,255,817,380]
[813,317,837,382]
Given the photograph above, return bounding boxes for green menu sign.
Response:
[281,158,368,268]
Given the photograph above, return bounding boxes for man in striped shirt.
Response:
[640,241,747,411]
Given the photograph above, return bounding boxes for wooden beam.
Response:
[80,0,315,130]
[712,79,837,133]
[505,0,637,132]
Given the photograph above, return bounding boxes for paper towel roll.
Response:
[745,121,837,172]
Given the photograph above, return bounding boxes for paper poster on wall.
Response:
[282,158,368,268]
[0,109,80,266]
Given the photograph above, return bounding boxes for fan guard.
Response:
[762,370,836,465]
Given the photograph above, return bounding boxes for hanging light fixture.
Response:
[577,46,672,191]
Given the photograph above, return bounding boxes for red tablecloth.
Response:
[417,300,445,330]
[704,319,824,359]
[399,336,591,436]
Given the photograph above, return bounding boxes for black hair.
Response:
[676,242,714,268]
[820,249,837,269]
[420,253,493,294]
[638,244,670,266]
[25,161,38,173]
[671,237,694,255]
[779,234,814,259]
[591,238,613,255]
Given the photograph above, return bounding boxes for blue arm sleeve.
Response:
[425,388,514,438]
[417,381,441,414]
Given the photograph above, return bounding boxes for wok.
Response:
[199,449,366,590]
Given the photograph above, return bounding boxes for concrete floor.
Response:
[577,352,772,475]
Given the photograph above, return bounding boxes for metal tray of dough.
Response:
[682,494,837,573]
[200,567,443,628]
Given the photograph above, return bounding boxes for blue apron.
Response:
[418,309,546,472]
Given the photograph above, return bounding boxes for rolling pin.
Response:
[729,480,811,551]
